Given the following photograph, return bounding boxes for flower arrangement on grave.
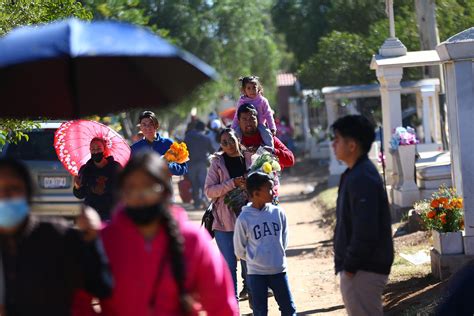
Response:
[415,185,464,233]
[390,126,419,150]
[163,142,189,164]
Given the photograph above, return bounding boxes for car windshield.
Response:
[5,129,58,161]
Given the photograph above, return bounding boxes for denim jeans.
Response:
[247,272,296,316]
[214,230,238,301]
[188,163,208,208]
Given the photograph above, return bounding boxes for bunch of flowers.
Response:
[248,147,281,175]
[415,185,464,232]
[224,187,248,217]
[390,126,419,150]
[163,142,189,164]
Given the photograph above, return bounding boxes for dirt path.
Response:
[174,160,345,315]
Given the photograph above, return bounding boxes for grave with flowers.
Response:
[414,186,474,279]
[390,127,420,211]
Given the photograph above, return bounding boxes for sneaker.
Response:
[239,288,249,300]
[267,288,274,297]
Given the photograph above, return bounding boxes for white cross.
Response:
[385,0,396,38]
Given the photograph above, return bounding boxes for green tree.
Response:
[0,0,92,36]
[298,31,373,89]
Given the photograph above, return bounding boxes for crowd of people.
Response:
[1,74,463,315]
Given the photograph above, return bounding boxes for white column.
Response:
[325,96,338,132]
[325,96,346,178]
[437,29,474,253]
[421,85,434,144]
[376,66,404,185]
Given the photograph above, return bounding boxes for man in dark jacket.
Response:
[184,120,215,209]
[332,115,394,316]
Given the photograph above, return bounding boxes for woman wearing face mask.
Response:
[0,157,112,315]
[73,137,122,221]
[98,152,238,316]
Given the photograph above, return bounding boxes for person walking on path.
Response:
[231,76,276,148]
[184,120,215,209]
[332,115,394,316]
[237,103,294,196]
[0,158,112,316]
[204,128,251,301]
[73,137,122,221]
[131,110,188,176]
[98,152,238,316]
[234,172,296,316]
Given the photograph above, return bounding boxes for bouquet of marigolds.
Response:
[415,185,464,233]
[163,142,189,164]
[248,147,281,175]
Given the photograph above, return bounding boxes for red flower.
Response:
[440,213,447,224]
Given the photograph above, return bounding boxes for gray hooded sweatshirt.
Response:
[233,203,288,275]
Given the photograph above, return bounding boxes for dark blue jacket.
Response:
[130,135,188,176]
[184,129,214,168]
[334,155,394,275]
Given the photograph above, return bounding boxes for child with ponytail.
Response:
[231,76,276,148]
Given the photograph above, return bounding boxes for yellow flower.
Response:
[262,162,272,174]
[164,142,189,164]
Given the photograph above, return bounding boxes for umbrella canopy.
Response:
[219,107,236,121]
[54,120,130,176]
[0,18,217,119]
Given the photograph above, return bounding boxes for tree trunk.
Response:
[414,0,442,83]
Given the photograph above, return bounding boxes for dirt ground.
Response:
[173,158,443,316]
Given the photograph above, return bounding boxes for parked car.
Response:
[1,122,82,217]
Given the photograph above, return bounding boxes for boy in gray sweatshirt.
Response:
[233,172,296,316]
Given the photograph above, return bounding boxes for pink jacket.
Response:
[98,206,238,316]
[231,94,276,130]
[204,152,252,232]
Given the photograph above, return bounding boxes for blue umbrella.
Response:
[0,18,217,119]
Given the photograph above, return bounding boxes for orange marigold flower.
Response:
[439,197,449,208]
[440,213,447,224]
[431,199,440,208]
[427,210,436,219]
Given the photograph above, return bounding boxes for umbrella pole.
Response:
[68,59,80,118]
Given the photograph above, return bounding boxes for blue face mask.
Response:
[0,198,30,228]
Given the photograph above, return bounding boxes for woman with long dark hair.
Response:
[204,128,251,300]
[98,152,238,315]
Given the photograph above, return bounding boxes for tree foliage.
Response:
[0,0,92,36]
[274,0,474,89]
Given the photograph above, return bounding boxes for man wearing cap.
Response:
[131,111,188,176]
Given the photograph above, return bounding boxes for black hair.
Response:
[218,128,243,152]
[218,128,237,143]
[195,120,205,131]
[246,172,273,197]
[138,110,159,128]
[117,152,192,313]
[331,115,375,154]
[0,158,33,203]
[237,103,258,120]
[239,76,263,94]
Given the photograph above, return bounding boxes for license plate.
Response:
[42,177,68,189]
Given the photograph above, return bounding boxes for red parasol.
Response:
[219,107,236,121]
[54,120,131,176]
